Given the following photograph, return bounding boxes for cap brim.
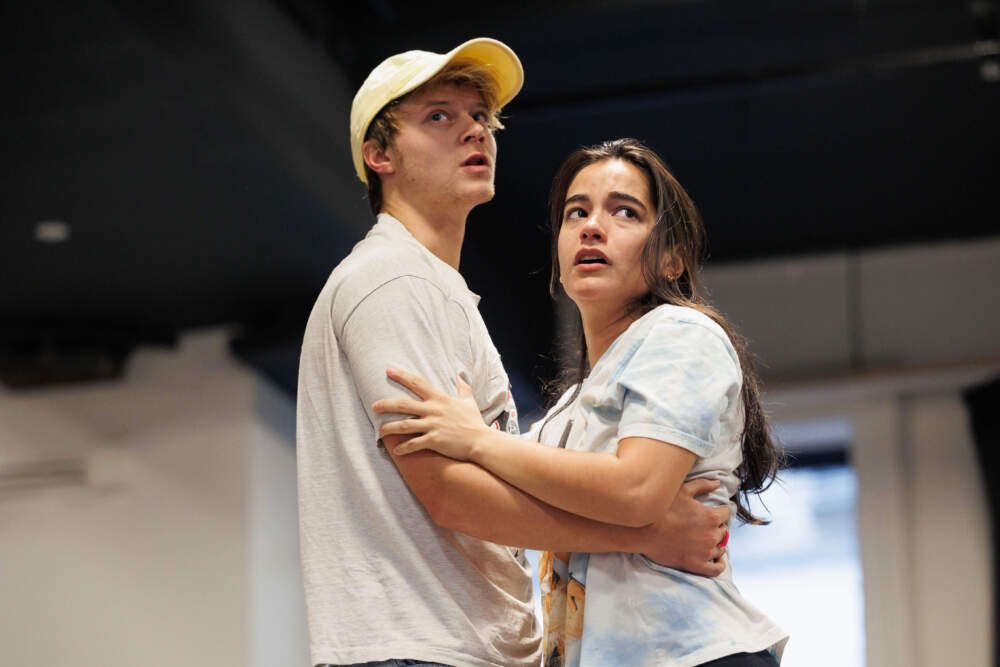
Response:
[385,38,523,111]
[441,38,524,108]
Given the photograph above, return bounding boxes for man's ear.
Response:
[362,140,394,176]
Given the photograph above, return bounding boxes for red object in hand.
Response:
[719,530,729,547]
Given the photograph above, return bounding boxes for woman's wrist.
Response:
[467,426,492,465]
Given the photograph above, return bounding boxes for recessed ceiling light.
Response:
[34,220,71,243]
[981,59,1000,83]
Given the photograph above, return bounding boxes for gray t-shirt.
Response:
[296,214,541,667]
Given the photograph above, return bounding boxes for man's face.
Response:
[385,83,498,212]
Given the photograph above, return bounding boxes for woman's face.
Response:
[557,159,656,313]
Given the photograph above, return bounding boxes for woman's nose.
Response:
[581,217,604,240]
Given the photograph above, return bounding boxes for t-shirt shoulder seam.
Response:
[337,274,469,336]
[340,274,438,328]
[648,306,736,352]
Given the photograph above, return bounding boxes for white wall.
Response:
[766,366,996,667]
[905,393,992,666]
[248,379,310,667]
[704,237,999,664]
[0,330,308,667]
[704,236,1000,375]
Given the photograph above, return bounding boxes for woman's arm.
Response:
[374,367,697,528]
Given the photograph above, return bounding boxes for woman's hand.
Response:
[372,367,490,460]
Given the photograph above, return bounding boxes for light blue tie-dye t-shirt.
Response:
[530,304,788,667]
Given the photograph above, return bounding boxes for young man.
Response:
[296,38,730,667]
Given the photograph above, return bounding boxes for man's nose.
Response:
[461,115,487,143]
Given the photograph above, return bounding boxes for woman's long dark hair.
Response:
[540,138,781,524]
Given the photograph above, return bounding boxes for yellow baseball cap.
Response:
[349,37,524,184]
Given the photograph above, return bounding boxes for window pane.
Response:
[730,464,865,667]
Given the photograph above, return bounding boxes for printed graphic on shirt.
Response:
[490,387,520,435]
[540,551,589,667]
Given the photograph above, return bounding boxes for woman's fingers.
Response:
[456,375,474,399]
[386,367,440,399]
[392,436,427,456]
[372,397,426,415]
[378,417,426,436]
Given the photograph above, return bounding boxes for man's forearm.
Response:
[387,441,644,553]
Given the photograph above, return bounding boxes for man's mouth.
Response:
[462,154,489,167]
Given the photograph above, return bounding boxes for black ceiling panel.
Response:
[2,0,997,397]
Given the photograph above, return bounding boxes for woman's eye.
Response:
[565,207,587,220]
[614,206,638,218]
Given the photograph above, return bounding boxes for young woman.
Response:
[373,138,788,666]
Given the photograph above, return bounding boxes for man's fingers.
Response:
[386,367,437,399]
[688,555,726,578]
[711,505,732,526]
[680,476,721,498]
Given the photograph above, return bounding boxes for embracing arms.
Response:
[382,434,724,570]
[376,368,699,529]
[341,277,726,574]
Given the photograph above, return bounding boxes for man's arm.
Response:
[341,276,726,573]
[383,433,729,575]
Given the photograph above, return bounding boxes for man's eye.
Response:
[429,111,447,122]
[474,111,490,123]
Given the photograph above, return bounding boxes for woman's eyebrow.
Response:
[564,194,590,207]
[608,191,647,209]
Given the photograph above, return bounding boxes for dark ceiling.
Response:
[2,0,998,413]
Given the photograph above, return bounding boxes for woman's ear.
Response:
[662,253,685,281]
[362,140,395,175]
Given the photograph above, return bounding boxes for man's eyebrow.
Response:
[419,99,490,110]
[419,99,456,108]
[608,191,647,209]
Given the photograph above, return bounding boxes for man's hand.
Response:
[635,477,731,577]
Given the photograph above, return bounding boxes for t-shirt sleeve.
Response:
[616,317,742,459]
[339,275,470,439]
